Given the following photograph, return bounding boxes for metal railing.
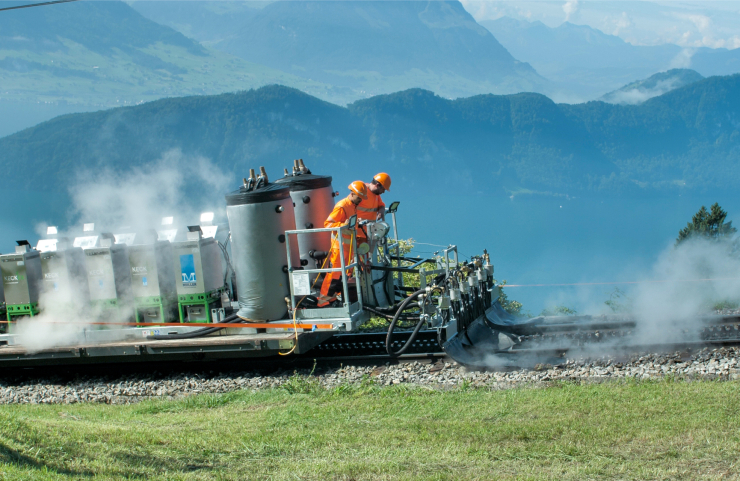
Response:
[284,224,363,317]
[417,245,457,289]
[442,245,459,278]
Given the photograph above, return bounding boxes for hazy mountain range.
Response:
[0,0,336,136]
[3,74,740,196]
[128,0,546,98]
[483,16,740,101]
[3,0,740,138]
[0,0,548,138]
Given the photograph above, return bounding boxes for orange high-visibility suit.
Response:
[356,182,386,243]
[318,196,358,306]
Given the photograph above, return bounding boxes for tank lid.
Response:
[225,183,291,206]
[274,174,333,191]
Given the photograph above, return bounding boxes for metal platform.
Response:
[0,329,335,368]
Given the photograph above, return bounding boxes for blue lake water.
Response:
[3,187,737,315]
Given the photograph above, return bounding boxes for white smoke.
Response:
[530,237,740,347]
[13,274,133,353]
[15,150,232,352]
[630,237,740,344]
[69,149,230,233]
[481,235,740,367]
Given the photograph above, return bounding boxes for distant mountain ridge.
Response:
[600,69,705,105]
[1,0,205,59]
[483,16,740,102]
[0,0,338,137]
[129,0,548,98]
[2,75,740,195]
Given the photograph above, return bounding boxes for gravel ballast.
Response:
[0,347,738,404]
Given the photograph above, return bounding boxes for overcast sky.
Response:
[461,1,740,49]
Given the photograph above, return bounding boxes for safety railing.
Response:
[416,245,458,289]
[442,245,459,278]
[284,224,363,318]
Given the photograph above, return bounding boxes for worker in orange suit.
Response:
[355,172,391,251]
[317,181,367,307]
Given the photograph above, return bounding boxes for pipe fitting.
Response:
[259,166,269,184]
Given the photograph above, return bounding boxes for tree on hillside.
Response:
[676,203,737,246]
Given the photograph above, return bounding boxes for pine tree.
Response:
[676,203,737,246]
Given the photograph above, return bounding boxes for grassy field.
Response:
[0,378,738,480]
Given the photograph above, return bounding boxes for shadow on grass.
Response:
[111,450,216,476]
[0,441,94,477]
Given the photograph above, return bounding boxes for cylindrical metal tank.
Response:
[275,172,335,267]
[226,182,299,321]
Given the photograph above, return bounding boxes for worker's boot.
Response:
[317,279,343,308]
[327,279,343,297]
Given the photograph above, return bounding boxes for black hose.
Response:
[363,305,421,321]
[370,302,420,314]
[146,313,241,340]
[386,288,428,356]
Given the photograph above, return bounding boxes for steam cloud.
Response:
[478,237,740,368]
[16,150,232,352]
[539,237,740,345]
[69,149,231,234]
[631,237,740,343]
[562,0,578,22]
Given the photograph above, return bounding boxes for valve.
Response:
[477,269,487,282]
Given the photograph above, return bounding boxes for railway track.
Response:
[1,322,739,405]
[1,315,739,375]
[504,314,740,348]
[448,314,740,369]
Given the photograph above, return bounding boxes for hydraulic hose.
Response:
[369,302,420,314]
[385,288,428,356]
[363,305,421,321]
[146,313,241,340]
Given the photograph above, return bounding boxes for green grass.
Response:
[0,379,739,479]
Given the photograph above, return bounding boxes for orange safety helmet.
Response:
[373,172,391,191]
[348,180,368,199]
